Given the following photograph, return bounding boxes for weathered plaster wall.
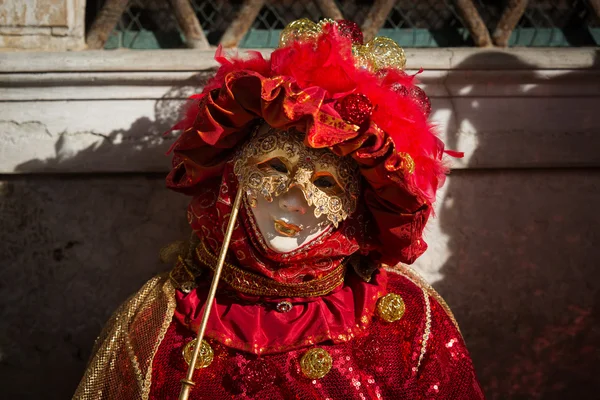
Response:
[0,177,189,398]
[0,48,599,399]
[0,0,85,51]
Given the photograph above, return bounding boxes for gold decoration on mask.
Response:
[300,348,333,379]
[233,126,360,228]
[182,338,214,369]
[376,293,406,323]
[279,18,321,47]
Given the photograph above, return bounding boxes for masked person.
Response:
[74,19,484,400]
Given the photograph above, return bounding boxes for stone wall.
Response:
[0,0,85,51]
[0,48,599,399]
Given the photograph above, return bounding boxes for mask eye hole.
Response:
[312,173,343,194]
[258,157,289,174]
[313,176,335,188]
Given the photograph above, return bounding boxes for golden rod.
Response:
[178,187,244,400]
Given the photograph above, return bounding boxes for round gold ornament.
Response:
[300,347,333,379]
[352,44,373,71]
[279,18,321,47]
[376,293,406,322]
[365,36,406,71]
[182,338,214,369]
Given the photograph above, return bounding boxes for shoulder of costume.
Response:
[384,264,461,335]
[73,273,176,399]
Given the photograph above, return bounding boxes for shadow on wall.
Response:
[14,75,208,174]
[0,77,210,399]
[436,52,600,400]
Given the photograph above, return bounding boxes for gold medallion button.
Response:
[376,293,406,322]
[300,348,332,379]
[182,338,214,369]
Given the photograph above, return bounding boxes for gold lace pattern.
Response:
[233,126,360,228]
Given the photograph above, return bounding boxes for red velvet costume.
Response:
[74,19,484,400]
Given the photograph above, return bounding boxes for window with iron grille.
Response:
[85,0,600,49]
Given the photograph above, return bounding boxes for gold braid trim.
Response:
[195,241,347,298]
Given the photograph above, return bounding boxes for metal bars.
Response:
[86,0,600,49]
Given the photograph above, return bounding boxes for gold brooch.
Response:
[182,338,214,369]
[376,293,406,322]
[300,348,333,379]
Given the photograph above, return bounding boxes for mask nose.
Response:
[278,187,307,215]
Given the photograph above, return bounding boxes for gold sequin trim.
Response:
[376,293,406,322]
[416,287,431,371]
[300,348,333,379]
[195,241,347,298]
[182,338,214,369]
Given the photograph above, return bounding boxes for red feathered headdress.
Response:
[166,19,458,266]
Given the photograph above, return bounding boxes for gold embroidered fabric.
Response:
[195,241,347,298]
[233,126,360,228]
[72,274,176,400]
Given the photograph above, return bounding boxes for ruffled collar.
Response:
[173,268,387,355]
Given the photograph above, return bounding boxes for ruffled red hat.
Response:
[166,19,458,266]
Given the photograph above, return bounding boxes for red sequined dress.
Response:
[150,268,483,399]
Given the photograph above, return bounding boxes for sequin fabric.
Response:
[335,93,373,126]
[149,270,484,399]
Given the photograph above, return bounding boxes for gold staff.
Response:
[178,187,244,400]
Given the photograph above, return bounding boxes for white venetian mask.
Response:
[233,124,360,253]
